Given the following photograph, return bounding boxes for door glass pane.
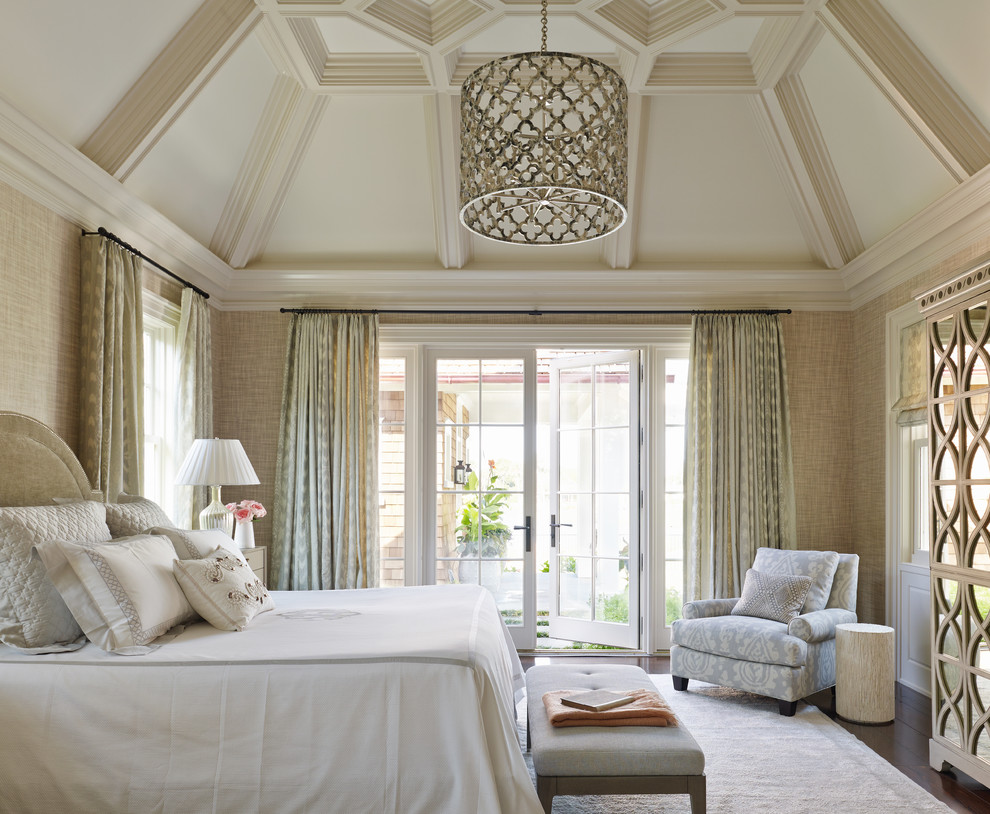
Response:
[595,559,629,623]
[481,359,524,424]
[595,363,629,427]
[559,494,592,556]
[595,493,629,558]
[560,429,592,491]
[596,428,629,491]
[560,367,593,428]
[560,556,591,619]
[437,359,479,424]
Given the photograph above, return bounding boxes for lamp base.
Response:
[198,485,233,537]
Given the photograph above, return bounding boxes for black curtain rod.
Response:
[82,227,210,300]
[279,307,791,316]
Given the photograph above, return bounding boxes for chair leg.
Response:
[778,699,798,716]
[672,675,689,691]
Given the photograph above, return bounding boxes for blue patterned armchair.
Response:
[670,548,859,716]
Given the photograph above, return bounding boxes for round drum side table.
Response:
[835,623,895,725]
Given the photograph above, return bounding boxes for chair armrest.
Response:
[681,598,739,619]
[787,608,857,643]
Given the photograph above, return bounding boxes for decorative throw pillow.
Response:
[147,526,248,566]
[0,501,111,652]
[104,495,175,538]
[751,548,841,614]
[731,569,813,624]
[36,534,196,654]
[174,547,274,632]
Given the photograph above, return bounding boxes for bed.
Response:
[0,412,543,814]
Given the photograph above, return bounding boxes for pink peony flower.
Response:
[225,502,237,512]
[247,501,267,518]
[233,506,254,524]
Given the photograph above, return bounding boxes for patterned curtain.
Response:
[78,233,144,501]
[174,288,213,528]
[273,313,379,590]
[684,313,796,602]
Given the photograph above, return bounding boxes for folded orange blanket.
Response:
[542,688,679,727]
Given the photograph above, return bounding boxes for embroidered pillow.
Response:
[751,548,840,613]
[147,526,248,565]
[36,534,196,654]
[0,501,111,652]
[174,547,274,632]
[731,569,813,624]
[104,496,175,538]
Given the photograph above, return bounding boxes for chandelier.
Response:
[459,0,628,245]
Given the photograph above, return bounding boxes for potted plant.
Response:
[456,460,511,588]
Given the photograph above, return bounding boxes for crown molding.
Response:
[0,95,233,295]
[645,53,755,91]
[209,265,850,311]
[425,92,472,268]
[843,164,990,309]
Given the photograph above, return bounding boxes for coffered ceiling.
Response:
[0,0,988,310]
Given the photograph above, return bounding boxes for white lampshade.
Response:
[175,439,259,536]
[175,438,260,487]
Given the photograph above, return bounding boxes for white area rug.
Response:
[520,673,953,813]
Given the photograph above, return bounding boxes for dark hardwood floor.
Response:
[518,652,990,814]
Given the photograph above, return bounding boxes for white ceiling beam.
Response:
[601,93,646,269]
[772,73,863,265]
[210,76,329,269]
[426,92,472,269]
[749,88,845,270]
[80,0,261,181]
[820,0,988,182]
[214,264,851,310]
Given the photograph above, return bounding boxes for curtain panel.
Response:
[273,313,379,590]
[174,288,213,528]
[78,234,144,501]
[684,313,797,602]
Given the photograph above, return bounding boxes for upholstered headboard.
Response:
[0,412,102,506]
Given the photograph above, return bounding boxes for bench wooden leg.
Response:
[672,675,689,691]
[536,775,556,814]
[688,774,706,814]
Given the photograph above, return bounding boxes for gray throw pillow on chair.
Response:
[751,548,840,613]
[731,569,813,624]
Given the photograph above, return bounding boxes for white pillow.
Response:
[0,502,111,652]
[174,547,274,632]
[104,496,175,538]
[36,534,196,654]
[147,526,248,565]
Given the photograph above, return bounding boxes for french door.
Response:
[426,350,536,649]
[548,351,641,648]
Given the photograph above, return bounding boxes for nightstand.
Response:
[242,546,267,586]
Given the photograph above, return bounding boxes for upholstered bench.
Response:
[526,664,706,814]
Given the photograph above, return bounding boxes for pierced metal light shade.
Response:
[460,51,628,245]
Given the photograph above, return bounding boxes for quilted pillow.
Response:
[147,526,247,566]
[0,502,111,652]
[731,569,813,624]
[751,548,840,613]
[104,495,175,538]
[36,534,196,654]
[174,547,274,632]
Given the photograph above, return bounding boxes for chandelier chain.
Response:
[541,0,548,53]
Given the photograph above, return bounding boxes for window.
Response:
[379,356,407,585]
[143,293,180,522]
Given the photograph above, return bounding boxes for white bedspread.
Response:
[0,584,543,814]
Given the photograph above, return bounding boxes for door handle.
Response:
[513,516,532,553]
[549,513,572,548]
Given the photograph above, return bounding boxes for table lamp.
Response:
[175,438,260,536]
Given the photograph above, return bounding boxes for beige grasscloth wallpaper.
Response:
[0,182,81,449]
[8,174,990,627]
